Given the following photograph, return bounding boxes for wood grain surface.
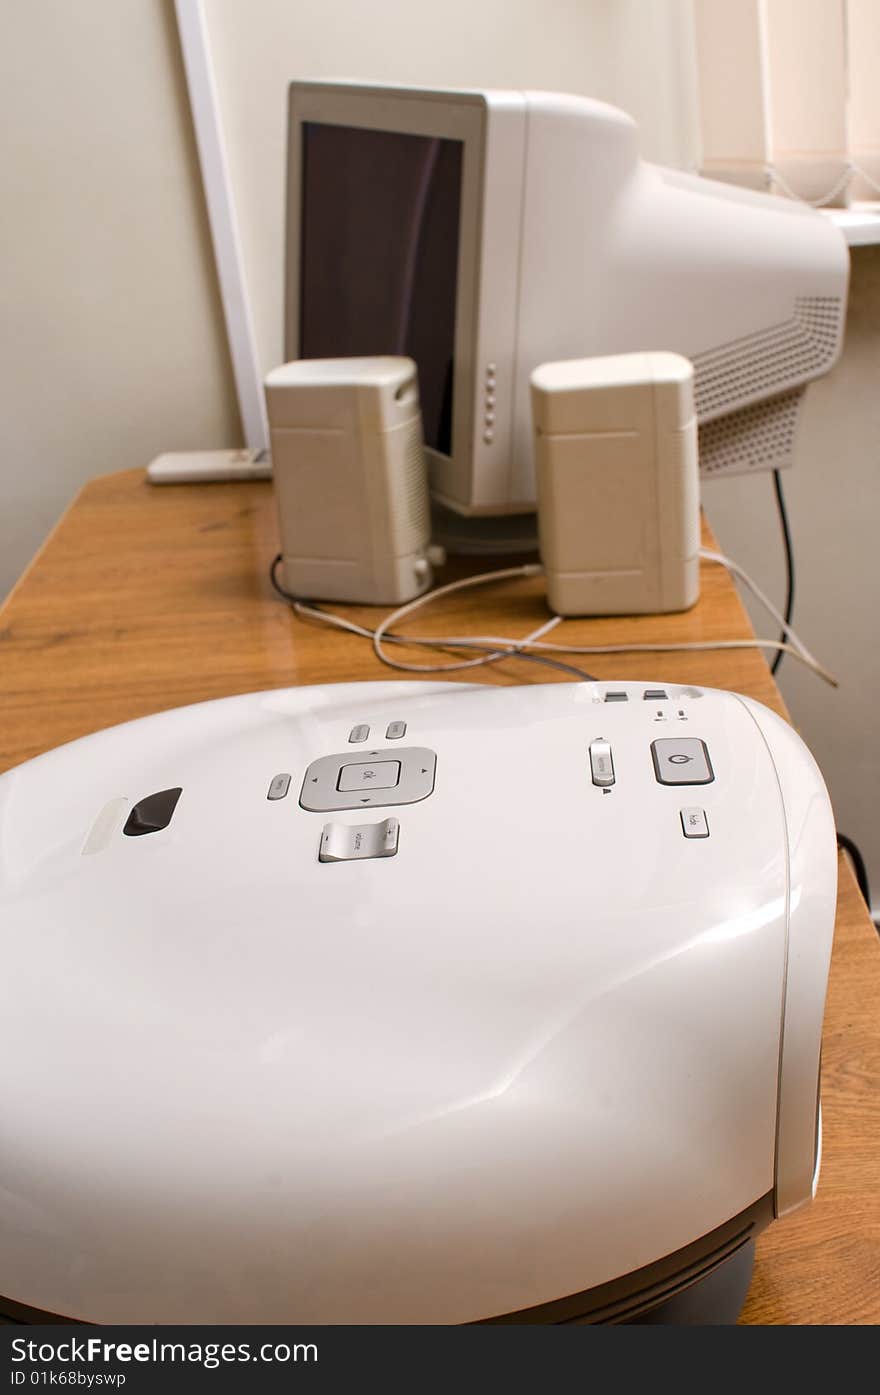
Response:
[1,468,877,1324]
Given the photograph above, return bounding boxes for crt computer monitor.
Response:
[285,81,849,522]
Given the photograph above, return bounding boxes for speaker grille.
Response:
[404,423,430,535]
[693,296,843,419]
[699,388,803,478]
[387,418,430,550]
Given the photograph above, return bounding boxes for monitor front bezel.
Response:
[286,82,487,508]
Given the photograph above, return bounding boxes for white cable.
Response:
[290,573,556,673]
[497,636,834,683]
[696,545,833,678]
[295,599,835,684]
[288,555,836,686]
[371,565,544,673]
[293,595,572,675]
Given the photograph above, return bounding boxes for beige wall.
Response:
[0,0,240,598]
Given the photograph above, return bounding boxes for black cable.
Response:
[837,833,873,914]
[269,554,599,683]
[770,470,794,676]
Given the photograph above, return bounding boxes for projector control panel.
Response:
[289,687,723,863]
[299,747,437,813]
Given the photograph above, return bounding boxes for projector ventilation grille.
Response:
[699,388,804,477]
[693,296,843,419]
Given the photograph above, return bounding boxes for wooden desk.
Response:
[1,469,877,1325]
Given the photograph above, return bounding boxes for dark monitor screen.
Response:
[299,123,463,455]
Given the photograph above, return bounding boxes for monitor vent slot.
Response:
[693,295,843,419]
[699,387,804,477]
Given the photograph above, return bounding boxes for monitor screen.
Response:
[299,123,463,455]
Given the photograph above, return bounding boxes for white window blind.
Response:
[693,0,880,206]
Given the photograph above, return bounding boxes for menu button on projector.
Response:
[267,773,291,800]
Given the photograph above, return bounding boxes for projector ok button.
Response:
[338,760,401,792]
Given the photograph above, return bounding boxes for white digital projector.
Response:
[0,679,837,1325]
